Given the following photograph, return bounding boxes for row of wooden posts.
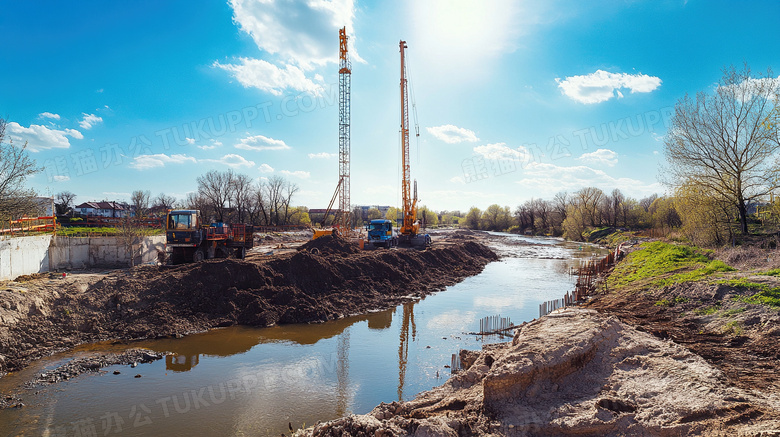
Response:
[541,245,622,317]
[538,291,576,318]
[451,246,623,372]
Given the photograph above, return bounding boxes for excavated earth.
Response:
[0,235,497,377]
[296,308,780,436]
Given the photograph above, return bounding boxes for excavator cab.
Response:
[166,210,202,244]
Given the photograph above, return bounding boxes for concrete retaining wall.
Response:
[1,235,166,280]
[0,235,53,280]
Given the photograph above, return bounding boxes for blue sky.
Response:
[2,0,779,212]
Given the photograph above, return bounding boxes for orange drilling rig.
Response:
[397,40,431,248]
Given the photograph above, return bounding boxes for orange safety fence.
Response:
[0,216,58,236]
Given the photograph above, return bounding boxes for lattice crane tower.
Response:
[338,27,351,234]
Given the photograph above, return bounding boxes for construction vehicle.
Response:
[397,40,431,249]
[165,210,254,264]
[365,219,397,248]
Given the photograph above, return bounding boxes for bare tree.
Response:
[131,190,151,219]
[117,216,152,267]
[154,193,177,212]
[532,198,551,231]
[185,192,210,217]
[248,180,268,225]
[639,194,658,213]
[605,189,625,227]
[263,175,299,226]
[197,169,235,222]
[281,179,300,225]
[230,173,253,224]
[574,187,605,227]
[55,191,77,215]
[0,118,40,221]
[664,65,780,234]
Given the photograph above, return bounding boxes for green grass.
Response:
[658,260,736,286]
[759,268,780,277]
[57,227,163,236]
[608,241,715,289]
[694,305,720,315]
[655,296,689,307]
[719,279,780,308]
[721,308,746,317]
[723,320,744,336]
[58,226,121,236]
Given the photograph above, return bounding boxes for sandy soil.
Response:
[0,231,496,378]
[296,308,780,436]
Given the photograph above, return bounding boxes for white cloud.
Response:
[129,153,197,170]
[449,176,465,184]
[723,76,780,102]
[217,0,358,96]
[78,113,103,129]
[235,134,291,151]
[214,58,323,96]
[427,125,479,144]
[6,122,83,152]
[473,143,531,161]
[38,112,60,120]
[308,152,335,159]
[198,139,222,150]
[578,148,618,167]
[259,163,274,173]
[185,137,195,144]
[556,70,662,104]
[53,175,70,182]
[279,170,310,179]
[516,162,663,198]
[203,154,256,168]
[228,0,359,69]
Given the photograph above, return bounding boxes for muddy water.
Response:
[0,234,604,436]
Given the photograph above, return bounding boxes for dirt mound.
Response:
[297,309,780,436]
[0,241,496,374]
[297,234,360,256]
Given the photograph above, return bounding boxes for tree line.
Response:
[54,170,311,227]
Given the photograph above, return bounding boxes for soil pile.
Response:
[0,241,496,374]
[296,309,780,436]
[297,234,360,256]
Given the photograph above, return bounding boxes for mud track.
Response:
[0,237,496,375]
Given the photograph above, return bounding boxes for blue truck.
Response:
[365,219,397,248]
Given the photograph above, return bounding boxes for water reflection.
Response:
[397,302,416,401]
[145,310,395,373]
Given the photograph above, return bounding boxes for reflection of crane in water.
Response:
[397,302,416,401]
[335,328,350,417]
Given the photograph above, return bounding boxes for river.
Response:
[0,233,604,436]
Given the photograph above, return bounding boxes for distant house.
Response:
[34,197,54,216]
[75,201,129,218]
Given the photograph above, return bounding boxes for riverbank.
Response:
[297,240,780,435]
[0,232,497,377]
